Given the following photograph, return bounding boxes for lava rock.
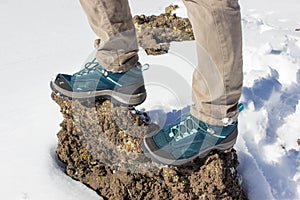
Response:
[52,93,246,200]
[134,5,194,55]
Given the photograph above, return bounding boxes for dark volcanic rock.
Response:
[52,93,246,200]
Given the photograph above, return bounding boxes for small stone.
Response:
[133,5,194,56]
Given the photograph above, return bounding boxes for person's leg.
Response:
[183,0,243,126]
[50,0,146,105]
[142,0,243,165]
[79,0,139,72]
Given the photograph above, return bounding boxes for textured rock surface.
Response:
[52,93,246,200]
[134,5,194,55]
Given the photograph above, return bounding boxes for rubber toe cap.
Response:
[54,74,73,91]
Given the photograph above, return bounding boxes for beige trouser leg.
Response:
[183,0,243,126]
[79,0,138,72]
[80,0,243,126]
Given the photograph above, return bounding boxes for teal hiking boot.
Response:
[142,114,239,166]
[50,58,147,106]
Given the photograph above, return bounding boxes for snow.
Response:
[0,0,300,199]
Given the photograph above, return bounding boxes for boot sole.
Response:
[50,81,147,106]
[142,128,238,166]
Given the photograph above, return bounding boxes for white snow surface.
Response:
[0,0,300,199]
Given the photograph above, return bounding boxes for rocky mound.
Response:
[52,93,246,200]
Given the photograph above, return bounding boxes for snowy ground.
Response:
[0,0,300,199]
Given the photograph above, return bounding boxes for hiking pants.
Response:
[79,0,243,126]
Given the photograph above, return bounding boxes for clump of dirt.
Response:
[134,5,194,55]
[52,93,246,200]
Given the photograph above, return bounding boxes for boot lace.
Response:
[169,103,244,142]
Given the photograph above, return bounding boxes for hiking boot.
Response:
[50,58,147,106]
[142,114,238,166]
